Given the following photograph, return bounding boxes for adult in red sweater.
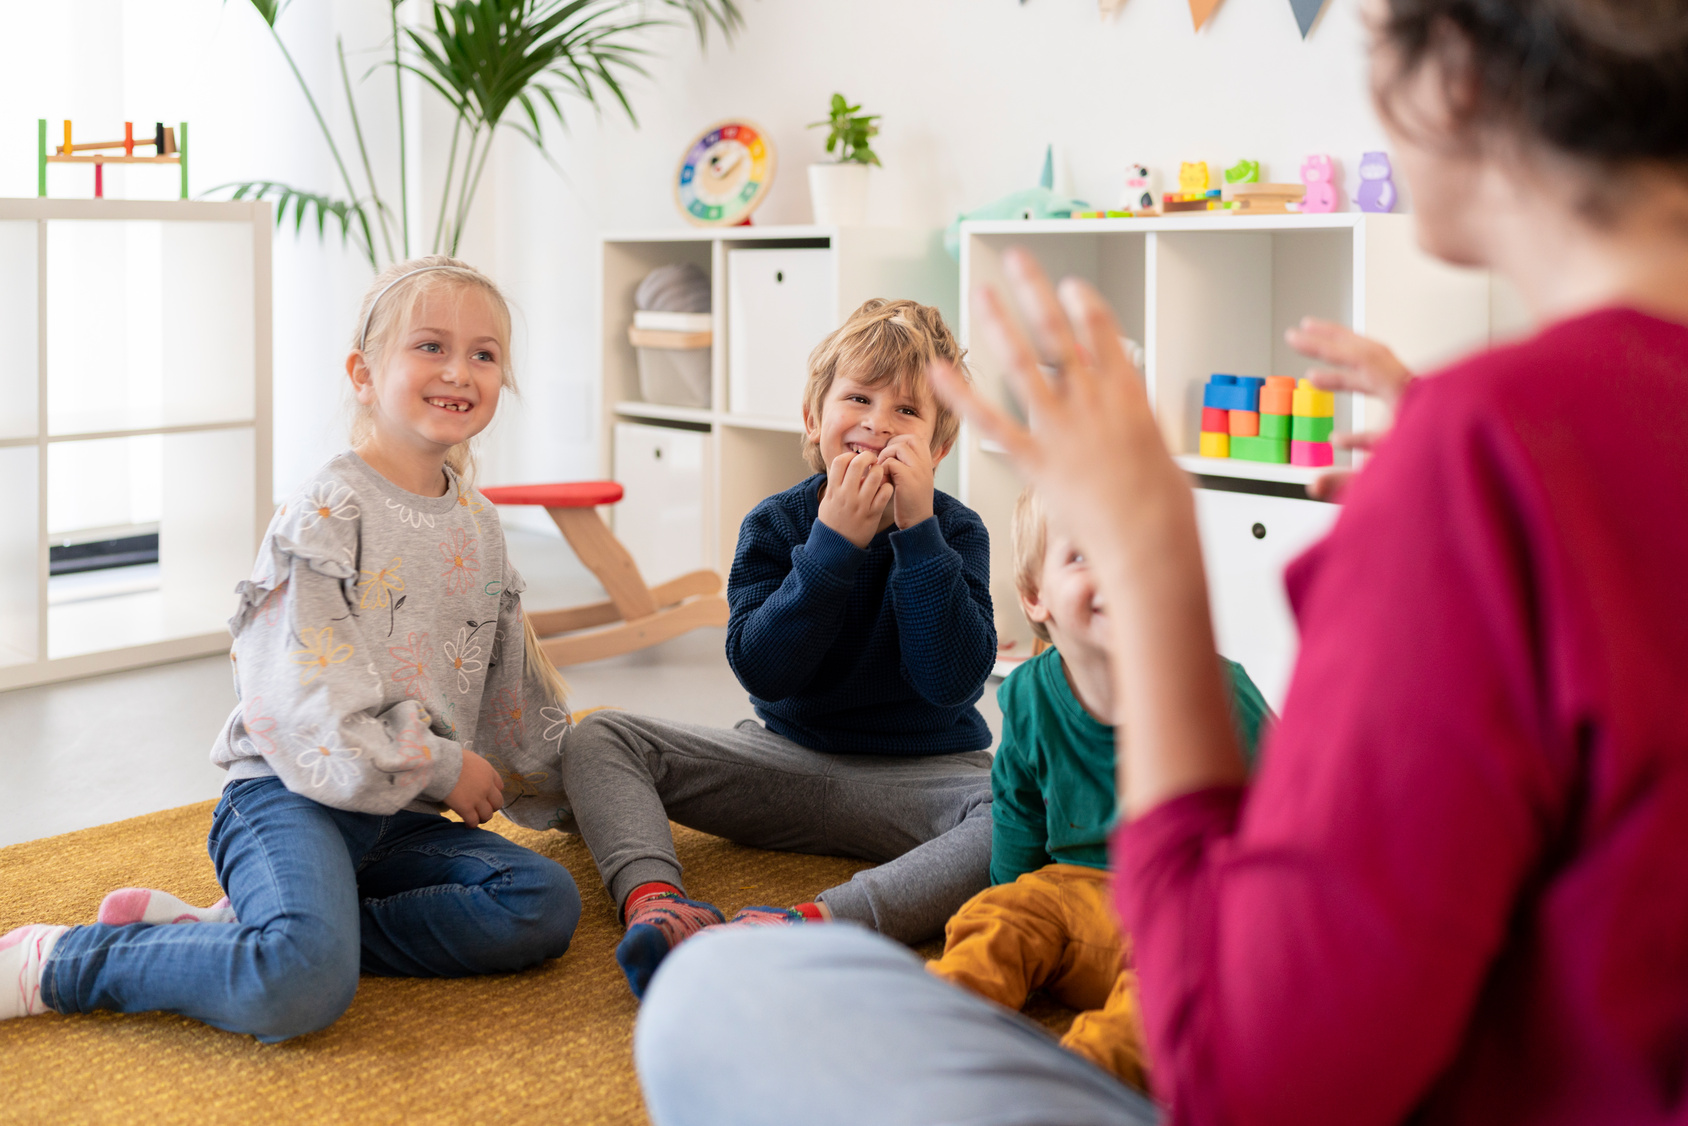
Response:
[633,0,1688,1121]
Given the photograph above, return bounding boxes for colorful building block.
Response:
[1199,431,1231,458]
[1228,410,1259,437]
[1259,412,1290,440]
[1260,375,1295,416]
[1201,407,1229,433]
[1203,374,1263,413]
[1292,378,1334,418]
[1290,440,1334,467]
[1292,414,1334,442]
[1231,436,1289,463]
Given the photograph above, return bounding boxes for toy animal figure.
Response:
[945,186,1093,258]
[1224,159,1260,185]
[1300,154,1338,213]
[1356,151,1396,213]
[1121,163,1159,212]
[1179,161,1210,197]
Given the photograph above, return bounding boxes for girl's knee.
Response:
[237,925,360,1042]
[490,860,581,969]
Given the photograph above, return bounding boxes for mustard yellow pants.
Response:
[927,863,1146,1089]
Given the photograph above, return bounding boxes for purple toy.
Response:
[1300,154,1338,213]
[1356,151,1396,213]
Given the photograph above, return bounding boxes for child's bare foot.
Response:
[98,888,237,926]
[0,924,68,1019]
[615,885,724,999]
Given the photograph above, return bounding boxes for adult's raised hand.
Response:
[1283,317,1413,501]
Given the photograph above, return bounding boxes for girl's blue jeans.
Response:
[41,775,581,1042]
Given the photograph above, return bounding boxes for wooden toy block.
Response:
[1292,414,1334,442]
[1291,440,1334,467]
[1292,378,1334,418]
[1163,197,1210,213]
[1220,183,1307,214]
[1199,431,1231,459]
[1073,210,1108,219]
[1258,412,1291,440]
[1231,436,1289,463]
[1228,410,1259,437]
[1201,406,1229,433]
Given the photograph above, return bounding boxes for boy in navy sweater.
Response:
[560,299,997,996]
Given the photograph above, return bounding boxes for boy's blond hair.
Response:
[1012,485,1051,643]
[346,255,568,709]
[800,298,968,474]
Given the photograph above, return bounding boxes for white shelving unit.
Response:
[958,212,1511,706]
[0,198,272,689]
[600,226,956,575]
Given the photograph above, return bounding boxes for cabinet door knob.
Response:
[1251,522,1266,540]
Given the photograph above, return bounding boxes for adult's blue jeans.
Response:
[636,925,1162,1126]
[42,775,580,1042]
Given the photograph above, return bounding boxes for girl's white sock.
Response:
[98,888,238,927]
[0,924,69,1019]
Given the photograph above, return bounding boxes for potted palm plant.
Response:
[807,93,879,226]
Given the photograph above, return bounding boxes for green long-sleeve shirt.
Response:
[989,647,1272,885]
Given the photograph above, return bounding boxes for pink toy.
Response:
[1300,154,1338,213]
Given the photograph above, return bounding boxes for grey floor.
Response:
[0,528,1001,848]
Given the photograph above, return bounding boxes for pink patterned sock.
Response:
[98,888,237,926]
[720,905,809,927]
[0,924,69,1020]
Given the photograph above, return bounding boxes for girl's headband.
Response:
[357,264,464,352]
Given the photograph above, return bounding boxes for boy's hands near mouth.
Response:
[879,435,936,530]
[819,449,895,548]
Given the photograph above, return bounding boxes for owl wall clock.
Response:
[675,120,776,227]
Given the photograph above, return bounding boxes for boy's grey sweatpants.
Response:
[556,711,993,943]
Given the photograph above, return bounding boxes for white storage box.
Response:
[612,421,708,585]
[728,247,836,421]
[629,317,711,409]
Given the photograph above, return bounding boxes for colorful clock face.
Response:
[676,120,776,227]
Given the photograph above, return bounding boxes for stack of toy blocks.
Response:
[1201,374,1298,462]
[1290,378,1335,466]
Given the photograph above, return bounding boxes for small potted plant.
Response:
[807,93,880,226]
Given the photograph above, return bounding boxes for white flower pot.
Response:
[808,162,872,226]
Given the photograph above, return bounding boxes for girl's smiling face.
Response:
[804,371,946,467]
[349,287,505,460]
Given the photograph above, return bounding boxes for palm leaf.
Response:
[212,181,377,267]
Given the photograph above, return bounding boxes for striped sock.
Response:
[98,888,237,926]
[721,905,808,927]
[615,890,724,999]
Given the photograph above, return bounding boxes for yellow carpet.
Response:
[0,802,876,1126]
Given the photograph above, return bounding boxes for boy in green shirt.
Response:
[928,486,1270,1088]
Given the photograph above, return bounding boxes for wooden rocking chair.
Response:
[481,481,729,666]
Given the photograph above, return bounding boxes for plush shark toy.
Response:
[945,145,1091,258]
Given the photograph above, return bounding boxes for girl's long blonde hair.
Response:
[350,256,569,710]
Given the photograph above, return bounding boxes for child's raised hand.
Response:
[878,434,936,530]
[818,450,894,549]
[1283,317,1413,502]
[445,749,505,829]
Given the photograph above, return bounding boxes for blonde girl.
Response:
[1,257,580,1039]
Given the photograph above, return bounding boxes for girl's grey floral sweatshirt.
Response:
[210,451,571,830]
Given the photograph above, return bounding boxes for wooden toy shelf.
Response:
[597,226,956,579]
[0,198,271,690]
[957,211,1513,704]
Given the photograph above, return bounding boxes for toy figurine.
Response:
[1300,154,1338,213]
[1224,159,1260,185]
[1356,151,1396,213]
[1179,161,1210,197]
[1121,163,1159,212]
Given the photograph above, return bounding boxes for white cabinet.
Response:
[612,422,709,585]
[1193,488,1339,710]
[727,247,835,421]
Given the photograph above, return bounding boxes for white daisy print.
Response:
[540,705,573,746]
[385,497,437,530]
[443,627,485,693]
[288,732,364,790]
[300,483,360,529]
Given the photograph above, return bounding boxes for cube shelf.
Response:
[600,226,957,575]
[0,198,271,689]
[956,212,1514,700]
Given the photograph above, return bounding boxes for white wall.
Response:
[1,0,1394,505]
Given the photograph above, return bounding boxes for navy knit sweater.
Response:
[725,474,996,755]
